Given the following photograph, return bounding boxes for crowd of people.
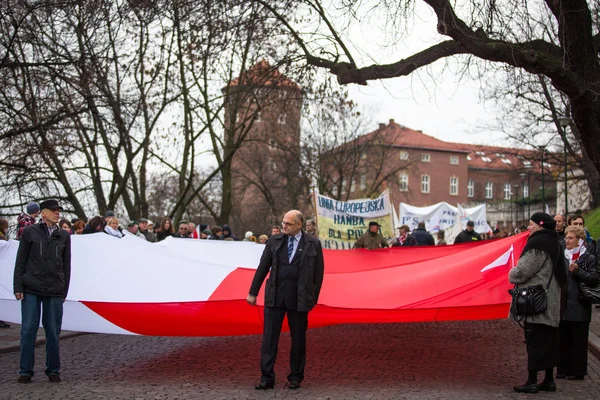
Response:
[2,202,322,246]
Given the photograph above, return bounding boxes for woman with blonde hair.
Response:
[104,217,123,238]
[557,225,599,380]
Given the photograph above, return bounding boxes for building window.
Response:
[350,179,356,193]
[421,174,430,193]
[360,175,366,190]
[485,182,493,199]
[450,155,459,165]
[523,184,529,198]
[468,179,474,198]
[400,151,409,160]
[341,178,347,195]
[331,185,338,197]
[277,113,286,125]
[421,153,431,162]
[450,177,458,196]
[255,111,261,122]
[399,173,409,192]
[504,183,512,200]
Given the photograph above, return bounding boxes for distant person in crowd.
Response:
[220,224,238,240]
[156,218,175,242]
[353,221,389,249]
[271,225,282,236]
[491,228,501,239]
[554,214,566,242]
[557,225,599,380]
[82,216,105,235]
[243,231,254,241]
[209,226,222,240]
[172,222,190,238]
[147,220,154,233]
[72,220,85,235]
[104,217,123,238]
[0,217,8,328]
[454,221,482,243]
[436,230,447,246]
[188,222,199,239]
[0,217,8,241]
[305,219,317,238]
[570,215,597,258]
[258,234,268,244]
[138,218,156,242]
[509,212,567,394]
[14,199,71,383]
[125,221,146,240]
[412,221,435,245]
[59,219,71,234]
[200,229,212,239]
[247,210,324,390]
[393,225,417,247]
[16,201,40,240]
[104,210,116,225]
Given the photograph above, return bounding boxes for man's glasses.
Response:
[282,221,297,227]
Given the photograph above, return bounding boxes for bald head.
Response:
[282,210,304,236]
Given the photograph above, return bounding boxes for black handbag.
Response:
[509,253,555,323]
[579,282,600,304]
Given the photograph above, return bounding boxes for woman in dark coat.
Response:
[508,212,567,394]
[557,225,599,380]
[82,216,104,234]
[156,218,174,242]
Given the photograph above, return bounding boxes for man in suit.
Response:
[246,210,325,390]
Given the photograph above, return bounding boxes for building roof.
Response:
[228,60,300,90]
[353,119,547,173]
[358,119,468,153]
[458,144,543,173]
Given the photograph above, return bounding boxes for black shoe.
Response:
[288,381,301,390]
[0,321,10,328]
[48,374,61,383]
[567,375,584,380]
[17,375,31,384]
[513,382,538,394]
[537,381,556,392]
[255,381,274,390]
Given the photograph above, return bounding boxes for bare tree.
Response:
[251,0,600,180]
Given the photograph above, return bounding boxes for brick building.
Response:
[226,61,307,235]
[323,119,553,232]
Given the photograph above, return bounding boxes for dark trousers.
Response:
[558,320,590,376]
[524,322,558,371]
[260,305,308,383]
[20,293,63,377]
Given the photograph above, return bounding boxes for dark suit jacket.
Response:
[249,231,324,312]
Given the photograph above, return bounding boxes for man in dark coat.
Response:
[454,220,482,243]
[392,225,418,247]
[412,222,435,245]
[247,210,324,390]
[13,199,71,383]
[554,214,566,243]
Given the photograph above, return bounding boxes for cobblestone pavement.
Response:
[1,320,599,399]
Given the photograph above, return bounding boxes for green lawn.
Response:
[584,207,600,239]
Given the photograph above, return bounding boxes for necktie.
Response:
[288,236,295,262]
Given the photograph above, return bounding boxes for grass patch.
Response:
[584,207,600,239]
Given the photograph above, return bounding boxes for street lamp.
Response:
[519,172,526,222]
[538,145,546,212]
[558,116,571,216]
[524,164,532,217]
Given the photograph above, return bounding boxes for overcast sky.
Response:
[334,1,507,146]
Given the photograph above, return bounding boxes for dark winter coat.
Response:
[392,234,418,247]
[13,223,71,298]
[249,232,324,312]
[412,228,435,246]
[561,250,599,323]
[156,231,172,242]
[454,229,482,243]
